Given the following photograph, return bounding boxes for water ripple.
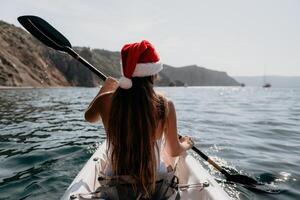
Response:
[0,87,299,199]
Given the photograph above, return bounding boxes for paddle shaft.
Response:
[191,146,230,178]
[65,47,107,81]
[179,135,230,177]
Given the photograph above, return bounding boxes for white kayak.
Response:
[62,141,231,200]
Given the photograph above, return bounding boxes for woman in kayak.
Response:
[85,40,194,198]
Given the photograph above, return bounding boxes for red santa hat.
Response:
[119,40,163,89]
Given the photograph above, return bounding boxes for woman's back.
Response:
[107,77,166,195]
[98,89,166,140]
[84,40,194,198]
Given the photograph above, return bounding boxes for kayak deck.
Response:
[176,154,231,199]
[62,141,231,200]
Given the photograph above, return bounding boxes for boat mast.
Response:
[263,65,266,85]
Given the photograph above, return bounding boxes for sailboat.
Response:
[262,66,271,88]
[263,83,271,88]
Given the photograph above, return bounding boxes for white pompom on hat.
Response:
[119,40,163,89]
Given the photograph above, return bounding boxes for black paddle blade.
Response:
[227,174,282,194]
[17,15,71,51]
[244,184,281,194]
[227,174,259,185]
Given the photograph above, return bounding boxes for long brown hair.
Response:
[107,76,165,196]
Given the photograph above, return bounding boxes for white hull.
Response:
[62,141,231,200]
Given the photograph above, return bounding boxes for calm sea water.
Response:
[0,87,299,200]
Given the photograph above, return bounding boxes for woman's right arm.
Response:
[164,100,194,157]
[84,77,118,123]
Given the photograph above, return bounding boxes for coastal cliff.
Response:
[0,20,69,87]
[0,20,239,87]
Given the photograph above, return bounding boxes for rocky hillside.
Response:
[44,47,120,87]
[0,20,239,87]
[158,65,239,86]
[0,20,120,87]
[0,20,69,87]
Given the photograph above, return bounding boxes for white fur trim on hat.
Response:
[132,62,163,77]
[119,76,132,89]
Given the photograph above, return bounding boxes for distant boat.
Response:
[263,83,271,88]
[240,83,246,87]
[262,66,271,88]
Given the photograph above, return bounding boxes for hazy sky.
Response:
[1,0,300,76]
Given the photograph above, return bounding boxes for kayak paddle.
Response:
[194,144,280,193]
[17,15,107,81]
[179,135,279,193]
[190,145,259,184]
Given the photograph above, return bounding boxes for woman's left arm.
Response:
[85,77,118,123]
